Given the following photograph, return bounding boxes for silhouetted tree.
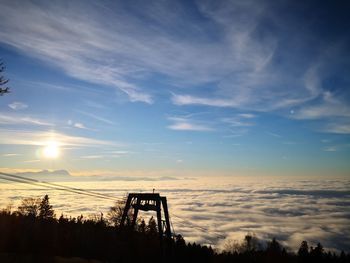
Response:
[146,216,158,235]
[298,240,309,262]
[267,237,282,252]
[0,202,13,215]
[39,194,55,219]
[310,242,325,262]
[223,238,241,254]
[17,197,41,217]
[339,251,349,263]
[107,198,133,227]
[242,234,259,252]
[137,218,146,233]
[175,234,186,247]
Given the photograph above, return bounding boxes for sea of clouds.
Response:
[1,176,349,252]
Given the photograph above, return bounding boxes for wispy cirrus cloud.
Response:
[167,117,213,131]
[0,1,311,107]
[76,110,115,126]
[23,159,41,163]
[0,113,53,126]
[73,123,87,129]
[291,90,350,134]
[0,0,348,136]
[266,131,282,138]
[0,1,155,103]
[80,155,105,159]
[2,153,21,157]
[0,129,118,148]
[172,94,238,108]
[323,123,350,134]
[67,120,96,131]
[221,115,255,127]
[8,101,28,110]
[293,91,350,120]
[323,146,337,152]
[80,152,128,159]
[167,112,255,134]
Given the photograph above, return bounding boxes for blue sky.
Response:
[0,0,349,177]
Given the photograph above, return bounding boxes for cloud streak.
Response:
[76,110,115,126]
[8,102,28,110]
[0,113,53,126]
[167,117,213,131]
[0,129,117,148]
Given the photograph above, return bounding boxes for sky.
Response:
[0,0,350,177]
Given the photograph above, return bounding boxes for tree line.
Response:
[0,195,349,263]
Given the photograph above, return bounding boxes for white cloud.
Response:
[74,122,87,129]
[238,113,255,119]
[324,123,350,134]
[167,117,213,131]
[221,116,255,127]
[303,64,323,98]
[8,101,28,110]
[0,0,348,135]
[76,110,115,125]
[168,122,213,131]
[0,129,118,148]
[266,131,282,138]
[0,1,156,103]
[293,101,350,120]
[2,153,21,157]
[80,155,104,159]
[2,176,345,252]
[172,94,238,107]
[0,113,53,126]
[23,159,41,163]
[109,150,129,155]
[0,1,298,108]
[290,90,350,134]
[323,146,337,152]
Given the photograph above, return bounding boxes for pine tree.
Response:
[39,194,55,219]
[138,219,146,233]
[298,240,309,262]
[146,216,158,235]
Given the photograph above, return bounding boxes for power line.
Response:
[0,172,120,201]
[0,174,115,201]
[0,171,226,240]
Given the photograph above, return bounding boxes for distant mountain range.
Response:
[15,169,179,182]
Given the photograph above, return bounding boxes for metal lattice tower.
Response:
[120,193,172,239]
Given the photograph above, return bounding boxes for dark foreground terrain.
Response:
[0,195,349,263]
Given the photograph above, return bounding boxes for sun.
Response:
[42,142,60,159]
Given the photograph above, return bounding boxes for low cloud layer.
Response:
[1,175,349,252]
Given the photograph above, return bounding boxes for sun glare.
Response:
[42,142,60,159]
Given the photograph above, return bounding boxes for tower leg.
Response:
[156,199,163,238]
[131,198,141,227]
[120,195,132,227]
[161,197,171,239]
